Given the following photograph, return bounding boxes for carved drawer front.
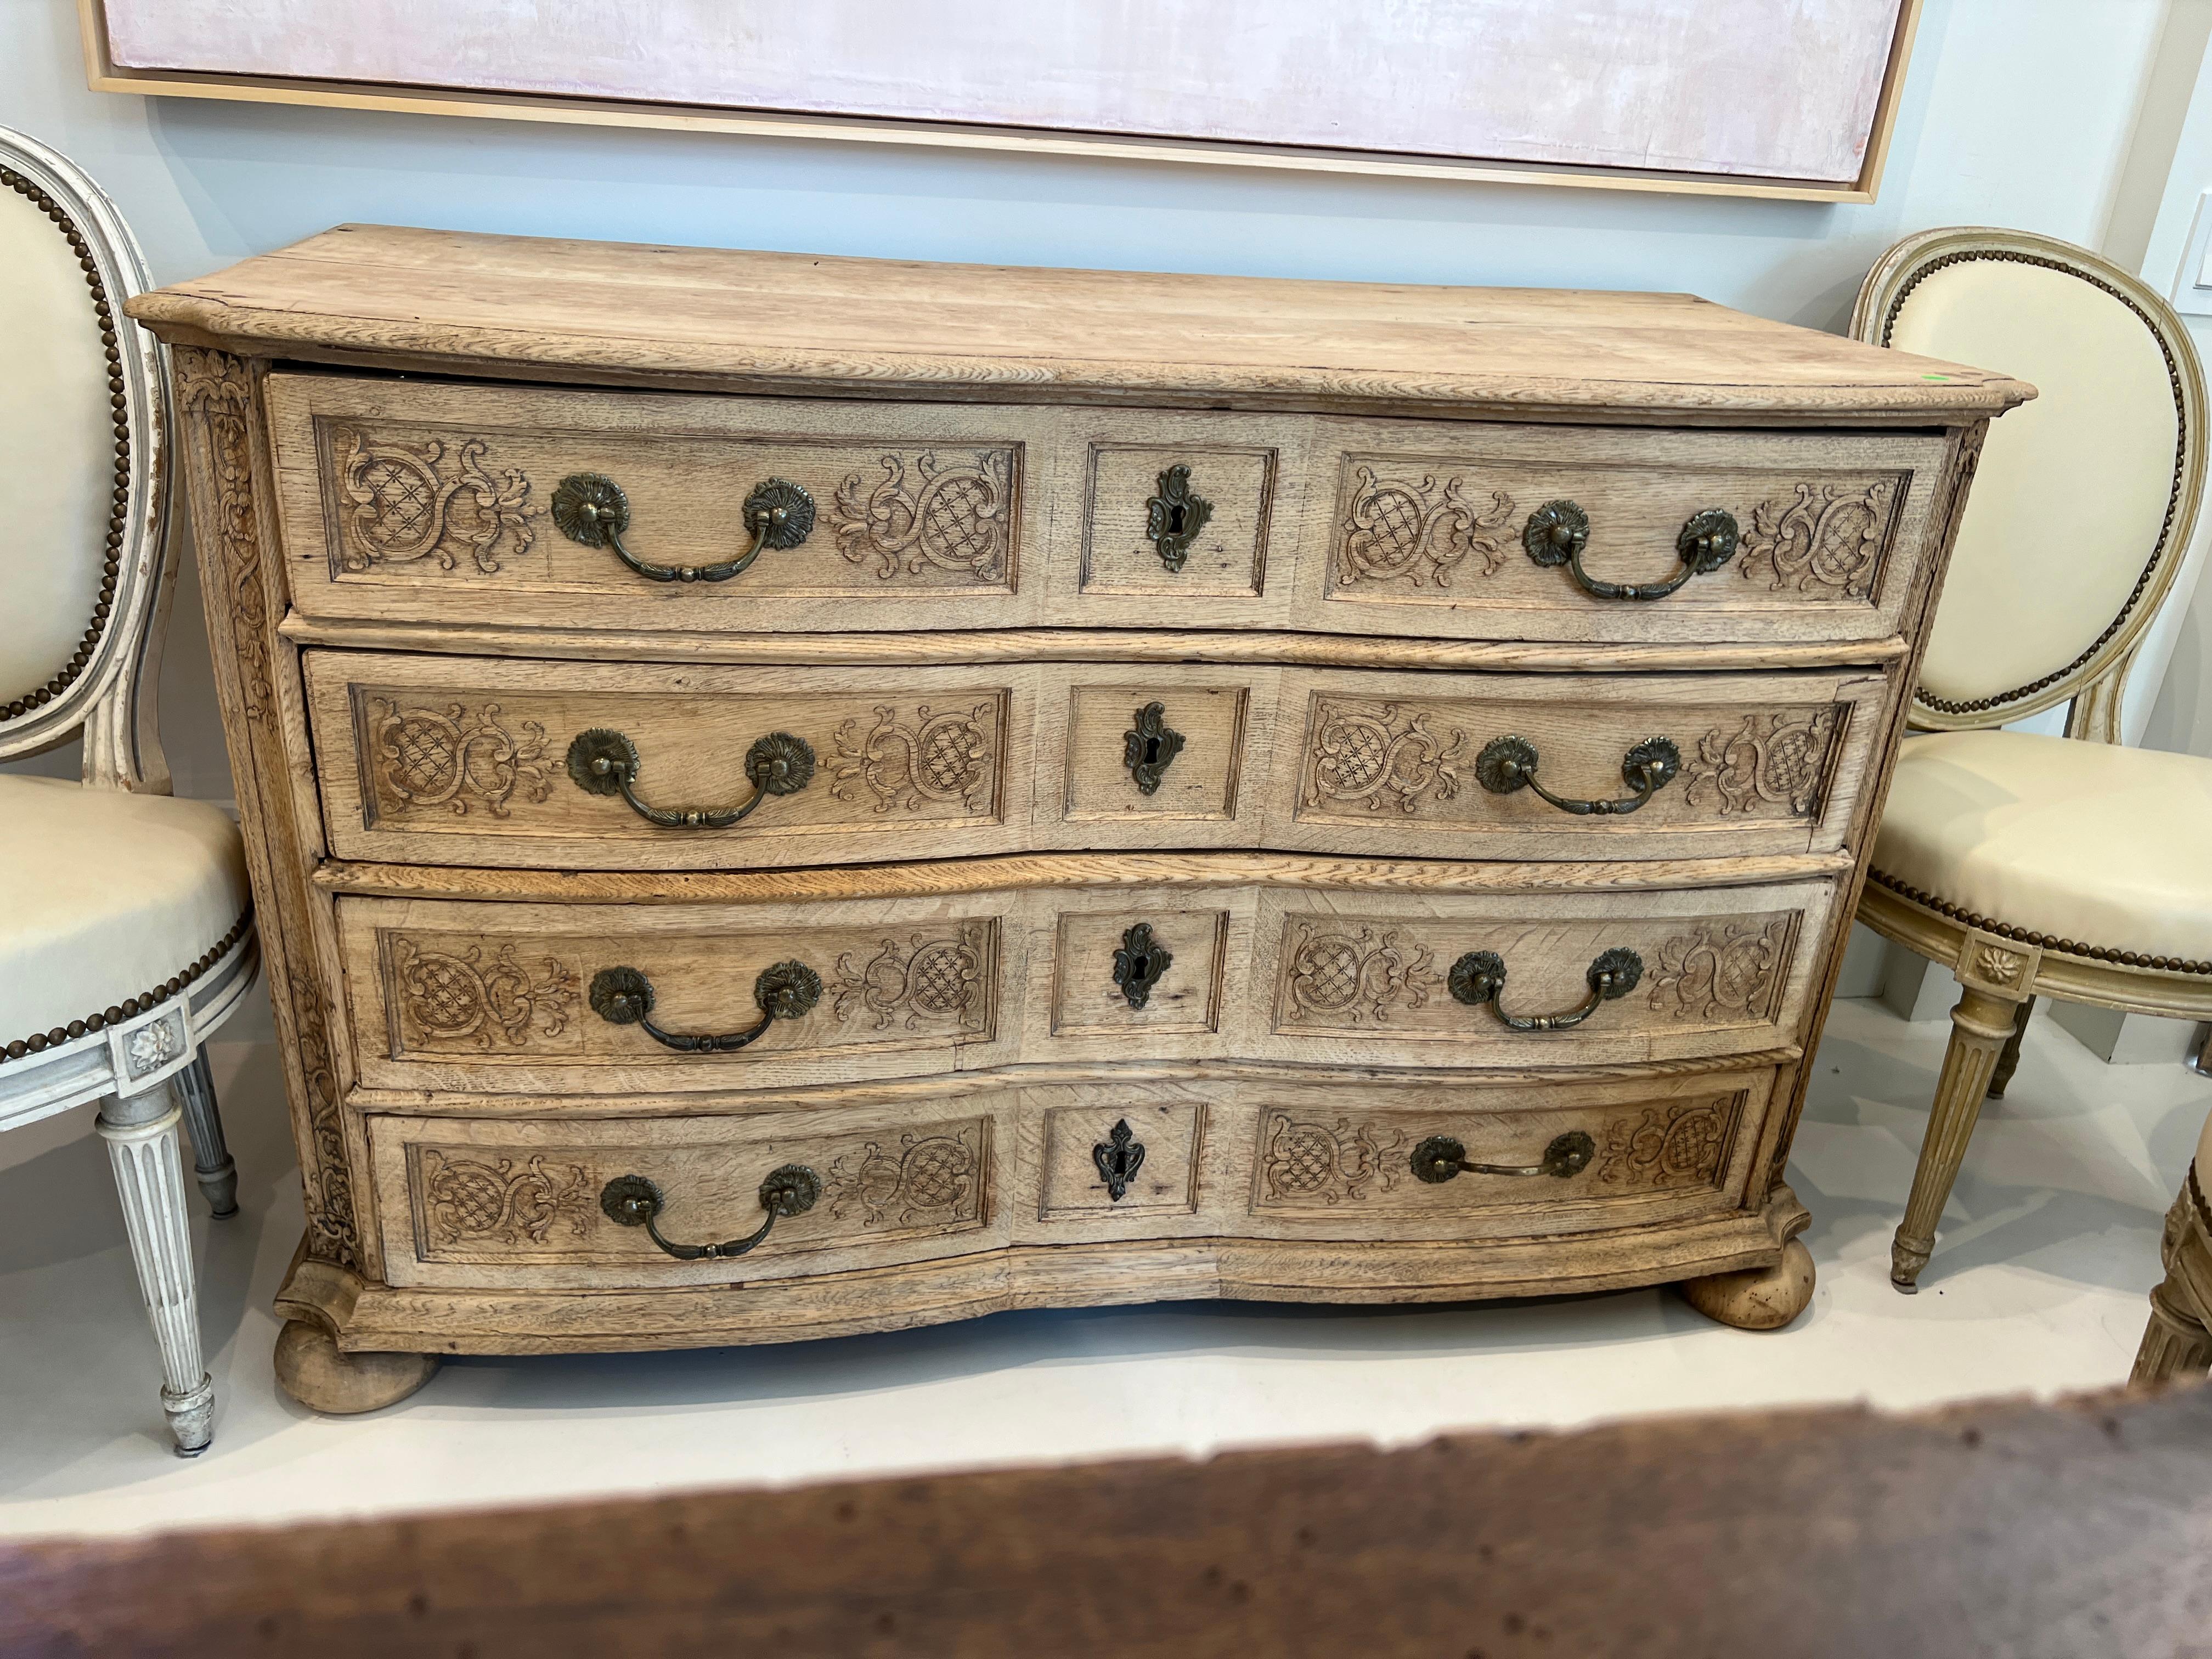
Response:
[1039,666,1272,848]
[267,374,1047,633]
[1295,419,1950,646]
[337,895,1013,1095]
[1251,879,1838,1071]
[1266,667,1887,862]
[1238,1066,1778,1242]
[304,651,1030,871]
[1027,1095,1207,1233]
[1037,901,1240,1063]
[369,1102,1006,1290]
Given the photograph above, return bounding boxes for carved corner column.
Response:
[1890,929,2039,1293]
[170,346,359,1276]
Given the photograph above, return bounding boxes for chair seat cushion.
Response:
[1871,730,2212,970]
[0,776,250,1047]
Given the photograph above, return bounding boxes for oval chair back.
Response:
[0,123,173,790]
[1852,228,2207,739]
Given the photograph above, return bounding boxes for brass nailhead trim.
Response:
[0,907,253,1064]
[1881,248,2187,719]
[0,166,130,724]
[1866,868,2211,975]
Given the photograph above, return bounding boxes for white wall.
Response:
[0,0,2192,806]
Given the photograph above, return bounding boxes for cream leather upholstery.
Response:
[0,776,249,1042]
[1872,730,2212,964]
[1889,258,2179,709]
[0,184,113,704]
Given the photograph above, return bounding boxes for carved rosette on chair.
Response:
[126,222,2031,1415]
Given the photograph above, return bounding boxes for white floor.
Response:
[3,997,2206,1541]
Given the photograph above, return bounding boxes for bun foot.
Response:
[1679,1238,1815,1331]
[274,1319,439,1415]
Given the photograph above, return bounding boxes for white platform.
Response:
[3,996,2206,1541]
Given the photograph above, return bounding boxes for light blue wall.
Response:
[0,0,2177,804]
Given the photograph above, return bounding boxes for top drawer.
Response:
[266,375,1951,649]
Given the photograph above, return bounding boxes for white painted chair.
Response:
[0,125,258,1455]
[1850,228,2212,1294]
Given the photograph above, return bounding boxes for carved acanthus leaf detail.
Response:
[336,426,533,574]
[1336,465,1515,588]
[829,926,992,1031]
[1301,700,1466,815]
[1680,708,1842,819]
[1256,1113,1404,1205]
[393,938,578,1049]
[831,701,998,815]
[830,449,1015,584]
[368,699,553,819]
[1736,478,1898,600]
[172,346,271,724]
[421,1151,591,1246]
[1279,921,1440,1026]
[1646,918,1793,1021]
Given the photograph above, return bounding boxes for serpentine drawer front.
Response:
[368,1066,1776,1290]
[138,227,2027,1389]
[335,877,1833,1093]
[268,371,1948,648]
[304,651,1886,869]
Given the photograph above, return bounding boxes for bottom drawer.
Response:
[369,1065,1779,1289]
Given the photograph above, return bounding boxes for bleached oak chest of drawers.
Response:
[132,227,2029,1410]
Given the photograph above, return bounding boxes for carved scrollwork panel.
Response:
[173,347,272,725]
[1276,921,1441,1028]
[1645,918,1795,1022]
[418,1150,592,1249]
[1736,477,1899,600]
[1254,1112,1406,1207]
[366,698,555,819]
[828,924,995,1033]
[830,699,1001,816]
[390,937,580,1051]
[1679,708,1843,819]
[821,1123,988,1229]
[1334,464,1516,588]
[830,448,1018,585]
[334,425,534,575]
[1593,1096,1744,1192]
[1300,699,1466,816]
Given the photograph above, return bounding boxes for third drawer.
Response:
[303,651,1890,869]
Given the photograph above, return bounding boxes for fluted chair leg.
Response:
[2132,1172,2212,1386]
[1987,997,2035,1099]
[172,1050,239,1218]
[1892,982,2028,1293]
[98,1082,215,1455]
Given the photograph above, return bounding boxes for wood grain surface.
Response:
[10,1383,2206,1658]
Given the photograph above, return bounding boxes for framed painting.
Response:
[81,0,1921,202]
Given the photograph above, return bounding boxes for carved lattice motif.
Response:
[831,702,997,815]
[1736,478,1897,600]
[1256,1113,1404,1205]
[1335,465,1515,588]
[1594,1099,1738,1190]
[336,427,534,575]
[421,1151,591,1245]
[1301,701,1466,815]
[1679,708,1841,819]
[1645,918,1793,1021]
[830,449,1015,583]
[830,927,992,1031]
[393,938,578,1048]
[1278,922,1441,1026]
[822,1126,984,1227]
[367,699,554,818]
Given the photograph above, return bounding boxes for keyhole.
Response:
[1141,734,1163,768]
[1166,503,1186,535]
[1128,951,1153,980]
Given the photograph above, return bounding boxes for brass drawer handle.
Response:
[1124,701,1186,794]
[600,1165,821,1261]
[1146,464,1213,571]
[1523,500,1738,601]
[1411,1131,1595,1184]
[1449,947,1643,1032]
[1475,734,1680,817]
[589,960,822,1053]
[566,726,815,828]
[552,472,816,584]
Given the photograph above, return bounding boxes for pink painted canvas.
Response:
[105,0,1905,183]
